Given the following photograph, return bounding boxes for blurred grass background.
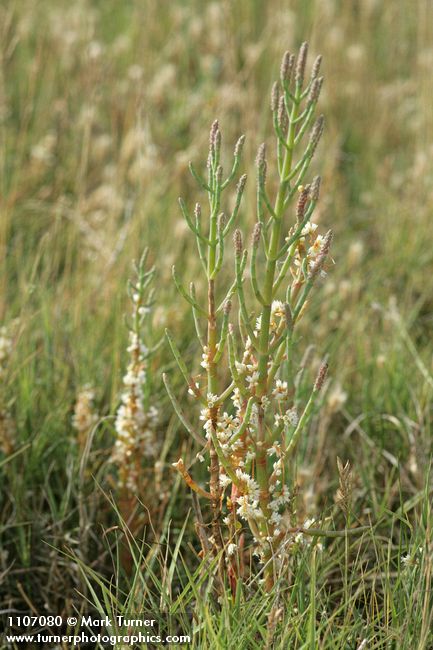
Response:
[1,0,432,643]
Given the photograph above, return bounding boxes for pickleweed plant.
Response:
[165,43,344,589]
[111,249,160,529]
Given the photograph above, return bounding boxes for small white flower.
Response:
[272,379,288,400]
[219,474,232,488]
[301,222,318,237]
[203,419,214,437]
[188,382,199,396]
[201,346,210,370]
[272,459,283,477]
[220,413,239,431]
[308,234,324,258]
[246,371,260,388]
[231,388,242,410]
[236,495,263,521]
[260,395,270,410]
[271,300,285,315]
[207,392,218,407]
[72,386,98,434]
[269,511,282,526]
[275,408,298,428]
[267,443,280,457]
[286,407,299,427]
[227,543,237,557]
[250,403,259,425]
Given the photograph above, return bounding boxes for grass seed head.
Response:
[309,115,325,154]
[234,134,246,158]
[307,76,323,104]
[277,95,288,135]
[296,186,310,223]
[295,41,309,86]
[271,81,279,112]
[314,361,329,392]
[311,54,322,80]
[237,173,247,194]
[209,119,219,153]
[252,222,262,247]
[280,50,295,84]
[310,175,321,201]
[256,143,267,184]
[218,212,227,231]
[335,457,353,517]
[234,229,243,256]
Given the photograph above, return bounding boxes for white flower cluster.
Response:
[126,331,148,358]
[294,517,315,544]
[272,379,288,400]
[267,442,281,457]
[219,473,232,488]
[200,404,243,455]
[272,458,283,477]
[235,336,260,391]
[0,326,13,377]
[267,484,291,537]
[209,329,301,544]
[232,469,263,522]
[401,546,423,569]
[274,407,298,428]
[227,542,237,557]
[236,495,263,521]
[72,385,98,439]
[255,301,286,335]
[293,222,326,274]
[269,300,286,333]
[190,300,307,556]
[112,330,159,493]
[201,346,210,370]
